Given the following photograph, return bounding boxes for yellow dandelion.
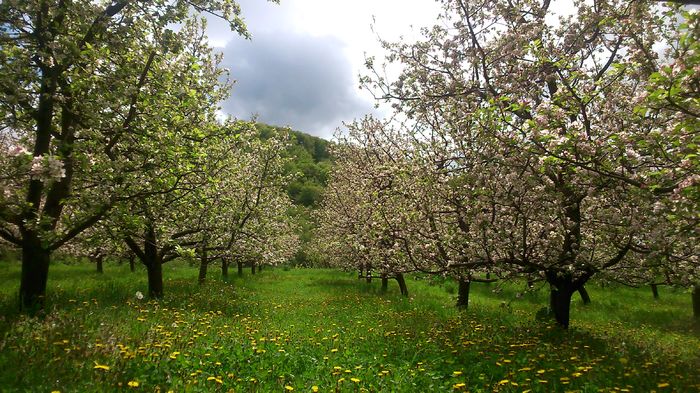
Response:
[93,362,110,371]
[453,382,467,390]
[453,371,463,377]
[498,379,509,385]
[285,385,294,391]
[657,383,670,388]
[312,386,319,392]
[127,381,139,387]
[350,378,360,383]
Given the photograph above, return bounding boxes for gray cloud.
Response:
[208,2,372,139]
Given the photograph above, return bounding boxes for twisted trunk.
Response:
[546,270,586,329]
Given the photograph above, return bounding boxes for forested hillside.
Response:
[256,124,333,266]
[257,123,332,208]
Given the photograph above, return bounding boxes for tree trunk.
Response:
[651,284,660,299]
[381,275,388,292]
[96,255,103,274]
[457,278,470,309]
[237,261,243,276]
[221,258,229,281]
[365,263,372,283]
[549,286,573,328]
[129,254,135,272]
[358,266,364,280]
[258,264,263,272]
[198,259,208,285]
[251,262,256,275]
[19,235,51,312]
[692,284,700,319]
[144,224,163,298]
[486,272,492,285]
[146,260,163,298]
[198,242,209,284]
[578,286,591,305]
[395,273,408,297]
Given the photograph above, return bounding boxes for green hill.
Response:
[256,123,332,208]
[256,123,333,266]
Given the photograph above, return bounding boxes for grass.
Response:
[0,258,698,392]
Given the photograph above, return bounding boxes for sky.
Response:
[205,0,442,139]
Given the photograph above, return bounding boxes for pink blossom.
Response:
[8,145,29,157]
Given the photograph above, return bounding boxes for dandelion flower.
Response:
[312,386,319,392]
[93,362,110,371]
[285,386,294,391]
[127,381,139,387]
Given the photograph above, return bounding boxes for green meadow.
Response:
[0,259,698,392]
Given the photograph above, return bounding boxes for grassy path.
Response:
[0,263,698,392]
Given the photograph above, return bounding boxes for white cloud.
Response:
[204,0,441,138]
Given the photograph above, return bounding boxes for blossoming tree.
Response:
[0,0,265,310]
[350,0,697,326]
